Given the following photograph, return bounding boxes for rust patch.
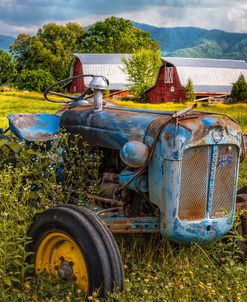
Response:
[11,114,40,128]
[164,132,171,141]
[104,217,160,233]
[24,132,58,141]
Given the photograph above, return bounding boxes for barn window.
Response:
[164,67,173,83]
[73,85,76,92]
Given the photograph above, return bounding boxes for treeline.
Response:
[0,17,159,92]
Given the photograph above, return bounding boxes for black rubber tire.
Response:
[27,205,124,298]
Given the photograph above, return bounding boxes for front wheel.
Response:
[28,204,124,298]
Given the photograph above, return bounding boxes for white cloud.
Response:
[0,0,246,36]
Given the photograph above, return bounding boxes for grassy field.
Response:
[0,92,61,129]
[0,92,246,301]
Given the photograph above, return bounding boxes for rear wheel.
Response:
[28,205,124,298]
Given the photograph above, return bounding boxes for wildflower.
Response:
[24,282,30,289]
[198,282,205,289]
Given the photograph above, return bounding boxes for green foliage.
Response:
[122,49,161,97]
[83,17,159,53]
[0,50,17,85]
[0,134,102,301]
[10,23,85,80]
[185,78,196,102]
[231,74,247,101]
[16,69,54,92]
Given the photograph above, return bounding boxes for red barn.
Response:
[146,57,247,103]
[67,53,132,93]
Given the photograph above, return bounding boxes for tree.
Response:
[0,50,17,86]
[10,23,85,80]
[83,17,159,53]
[231,73,247,101]
[122,49,161,97]
[9,33,32,71]
[184,78,195,102]
[16,69,54,92]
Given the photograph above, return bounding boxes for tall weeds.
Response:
[0,135,101,301]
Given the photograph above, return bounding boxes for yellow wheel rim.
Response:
[35,232,88,294]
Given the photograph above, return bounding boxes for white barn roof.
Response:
[161,57,247,94]
[72,53,132,90]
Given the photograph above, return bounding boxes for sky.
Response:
[0,0,246,37]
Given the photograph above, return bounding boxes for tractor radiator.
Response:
[178,145,238,221]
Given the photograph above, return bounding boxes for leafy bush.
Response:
[16,69,54,92]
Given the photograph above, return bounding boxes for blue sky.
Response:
[0,0,246,36]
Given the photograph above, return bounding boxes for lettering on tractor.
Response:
[2,74,247,298]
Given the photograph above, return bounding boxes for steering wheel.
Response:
[44,74,108,103]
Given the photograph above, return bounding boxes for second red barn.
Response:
[146,57,247,103]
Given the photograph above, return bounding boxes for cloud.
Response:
[0,0,246,36]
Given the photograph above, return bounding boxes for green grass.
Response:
[0,92,246,301]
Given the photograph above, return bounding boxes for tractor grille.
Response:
[210,145,238,218]
[178,146,209,220]
[178,145,238,221]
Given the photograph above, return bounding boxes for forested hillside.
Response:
[133,22,247,60]
[1,21,246,61]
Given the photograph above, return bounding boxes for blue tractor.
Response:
[5,75,247,298]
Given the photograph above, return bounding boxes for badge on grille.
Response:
[217,155,233,168]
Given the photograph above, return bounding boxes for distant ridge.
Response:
[132,21,247,61]
[0,35,15,51]
[1,21,246,61]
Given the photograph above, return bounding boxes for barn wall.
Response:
[146,66,186,103]
[69,58,86,93]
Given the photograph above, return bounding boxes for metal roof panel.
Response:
[82,64,132,89]
[162,57,247,69]
[194,85,232,94]
[74,53,132,65]
[176,66,247,87]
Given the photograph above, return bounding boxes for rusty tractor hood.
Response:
[60,105,241,156]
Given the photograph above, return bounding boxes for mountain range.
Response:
[1,22,247,61]
[133,22,247,61]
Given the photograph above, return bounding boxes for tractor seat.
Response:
[8,114,60,141]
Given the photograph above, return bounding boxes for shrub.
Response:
[16,69,54,92]
[231,73,247,102]
[184,78,195,102]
